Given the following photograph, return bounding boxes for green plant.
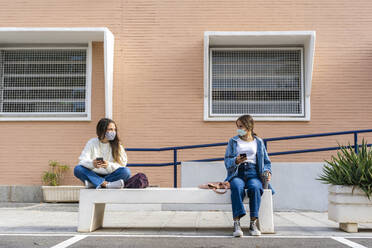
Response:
[42,160,70,186]
[318,139,372,198]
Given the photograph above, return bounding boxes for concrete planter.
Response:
[42,186,84,203]
[328,185,372,232]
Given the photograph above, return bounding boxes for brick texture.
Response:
[1,0,372,186]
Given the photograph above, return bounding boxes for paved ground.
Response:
[0,203,371,248]
[1,234,372,248]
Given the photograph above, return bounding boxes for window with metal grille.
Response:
[0,47,89,120]
[209,48,304,118]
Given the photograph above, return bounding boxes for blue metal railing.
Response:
[126,129,372,188]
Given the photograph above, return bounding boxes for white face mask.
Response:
[105,131,116,141]
[237,129,247,136]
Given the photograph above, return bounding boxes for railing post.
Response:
[354,132,358,154]
[173,149,177,188]
[264,140,268,151]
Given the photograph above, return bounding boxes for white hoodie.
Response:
[78,137,128,175]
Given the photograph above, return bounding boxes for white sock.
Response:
[106,179,124,189]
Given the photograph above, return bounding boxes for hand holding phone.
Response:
[236,153,247,164]
[94,157,104,168]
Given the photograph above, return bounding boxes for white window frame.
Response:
[0,44,92,121]
[0,27,115,122]
[209,47,305,118]
[204,31,316,121]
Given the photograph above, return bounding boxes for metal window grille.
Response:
[0,48,87,117]
[210,48,304,117]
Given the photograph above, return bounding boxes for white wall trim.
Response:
[203,33,210,121]
[103,28,114,119]
[0,27,114,121]
[204,31,316,122]
[86,42,93,121]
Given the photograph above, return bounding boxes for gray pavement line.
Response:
[0,204,43,210]
[331,237,368,248]
[1,234,372,239]
[20,203,44,210]
[0,234,75,236]
[296,211,334,226]
[49,235,87,248]
[74,235,372,239]
[348,237,372,239]
[274,212,313,233]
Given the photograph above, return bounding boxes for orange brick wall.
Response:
[1,0,372,186]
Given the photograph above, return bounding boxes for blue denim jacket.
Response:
[224,135,273,188]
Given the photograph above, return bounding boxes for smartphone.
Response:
[96,157,103,162]
[239,153,247,158]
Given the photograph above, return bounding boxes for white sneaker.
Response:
[106,179,124,189]
[233,220,243,237]
[84,180,95,189]
[249,219,261,236]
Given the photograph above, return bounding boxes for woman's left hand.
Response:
[263,171,271,182]
[267,173,271,181]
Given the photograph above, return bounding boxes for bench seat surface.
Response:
[80,187,249,204]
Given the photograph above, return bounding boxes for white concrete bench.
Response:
[78,188,274,233]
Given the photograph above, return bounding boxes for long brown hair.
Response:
[236,115,257,137]
[96,118,123,165]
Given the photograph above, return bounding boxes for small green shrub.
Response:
[318,139,372,198]
[42,160,70,186]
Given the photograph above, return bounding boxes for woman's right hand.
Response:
[235,156,246,165]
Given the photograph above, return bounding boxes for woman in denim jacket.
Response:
[224,115,272,237]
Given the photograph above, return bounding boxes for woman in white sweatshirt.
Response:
[74,118,131,189]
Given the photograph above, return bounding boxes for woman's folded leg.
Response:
[73,165,105,188]
[104,166,131,182]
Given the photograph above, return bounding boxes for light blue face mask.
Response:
[105,131,116,141]
[237,129,247,136]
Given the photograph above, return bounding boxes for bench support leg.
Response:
[78,202,106,232]
[91,203,106,231]
[258,189,274,234]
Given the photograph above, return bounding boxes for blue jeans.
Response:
[74,165,131,188]
[230,163,263,219]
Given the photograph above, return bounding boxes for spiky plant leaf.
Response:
[317,139,372,198]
